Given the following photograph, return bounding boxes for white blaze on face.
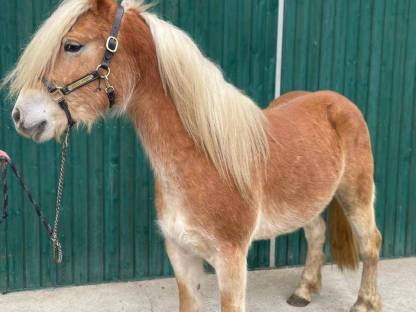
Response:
[12,89,67,142]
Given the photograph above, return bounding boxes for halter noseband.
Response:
[42,4,125,128]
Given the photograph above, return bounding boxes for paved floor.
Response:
[0,258,415,312]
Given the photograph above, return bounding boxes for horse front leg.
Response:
[215,246,248,312]
[166,239,205,312]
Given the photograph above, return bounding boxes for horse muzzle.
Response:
[13,109,48,141]
[11,89,60,143]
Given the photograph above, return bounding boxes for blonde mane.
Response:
[142,12,269,196]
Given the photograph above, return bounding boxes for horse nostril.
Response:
[12,108,21,123]
[38,120,47,129]
[19,120,48,135]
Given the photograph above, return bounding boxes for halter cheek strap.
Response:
[42,4,125,128]
[102,5,124,69]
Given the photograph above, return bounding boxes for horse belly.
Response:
[252,197,332,240]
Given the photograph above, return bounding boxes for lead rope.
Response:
[51,128,71,263]
[0,128,71,264]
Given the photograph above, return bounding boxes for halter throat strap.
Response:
[42,4,125,128]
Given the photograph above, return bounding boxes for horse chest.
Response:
[158,201,189,247]
[156,181,187,238]
[156,179,211,255]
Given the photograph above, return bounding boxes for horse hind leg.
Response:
[287,215,326,307]
[336,180,382,312]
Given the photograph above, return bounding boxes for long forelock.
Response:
[3,0,93,96]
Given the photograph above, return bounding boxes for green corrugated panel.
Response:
[275,0,416,266]
[405,0,416,257]
[0,0,278,292]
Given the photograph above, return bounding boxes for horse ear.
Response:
[89,0,115,12]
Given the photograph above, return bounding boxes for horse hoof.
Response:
[287,294,311,307]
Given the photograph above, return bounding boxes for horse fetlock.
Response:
[350,294,382,312]
[221,305,245,312]
[302,272,322,293]
[178,287,200,312]
[220,297,245,312]
[290,279,320,303]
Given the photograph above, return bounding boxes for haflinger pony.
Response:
[4,0,382,311]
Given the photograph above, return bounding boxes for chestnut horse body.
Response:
[4,1,381,311]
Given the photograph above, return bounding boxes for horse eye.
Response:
[64,42,83,53]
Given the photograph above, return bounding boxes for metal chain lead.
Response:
[0,160,8,223]
[0,128,70,264]
[51,128,71,264]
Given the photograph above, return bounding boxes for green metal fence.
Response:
[0,0,415,293]
[275,0,416,266]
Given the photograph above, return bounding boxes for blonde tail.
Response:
[328,198,359,270]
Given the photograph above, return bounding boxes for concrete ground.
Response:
[0,258,415,312]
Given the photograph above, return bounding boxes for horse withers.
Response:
[3,1,381,311]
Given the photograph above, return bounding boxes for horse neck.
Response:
[121,12,198,173]
[125,55,194,171]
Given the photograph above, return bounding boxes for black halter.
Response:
[42,4,125,128]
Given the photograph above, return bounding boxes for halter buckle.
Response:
[51,88,65,103]
[106,36,119,53]
[96,65,111,79]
